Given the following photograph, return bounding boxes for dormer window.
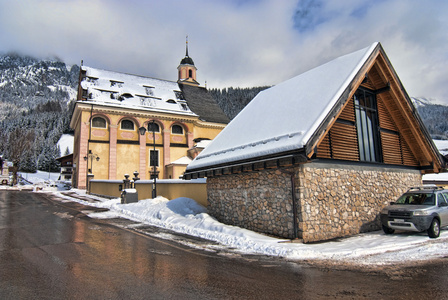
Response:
[175,91,185,100]
[166,99,177,104]
[110,80,123,88]
[87,77,99,85]
[118,93,133,101]
[144,86,154,96]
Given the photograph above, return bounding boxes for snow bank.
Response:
[48,190,448,265]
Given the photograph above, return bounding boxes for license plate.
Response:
[394,219,405,223]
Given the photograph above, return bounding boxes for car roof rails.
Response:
[407,185,444,192]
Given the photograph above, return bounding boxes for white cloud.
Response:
[0,0,447,102]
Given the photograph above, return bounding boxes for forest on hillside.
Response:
[0,53,78,173]
[209,86,270,119]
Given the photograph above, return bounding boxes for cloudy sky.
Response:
[1,0,448,103]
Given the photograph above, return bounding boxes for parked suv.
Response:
[380,186,448,238]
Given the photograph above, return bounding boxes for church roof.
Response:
[79,66,196,116]
[76,66,228,124]
[179,84,230,124]
[185,42,442,174]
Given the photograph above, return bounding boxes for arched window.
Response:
[92,117,106,128]
[188,69,193,78]
[147,122,160,133]
[172,124,184,135]
[121,119,134,130]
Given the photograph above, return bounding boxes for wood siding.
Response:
[317,99,359,161]
[317,94,419,167]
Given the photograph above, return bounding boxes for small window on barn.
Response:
[188,70,193,78]
[172,124,183,135]
[92,117,107,128]
[354,89,381,162]
[121,119,135,130]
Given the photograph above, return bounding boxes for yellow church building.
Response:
[70,46,229,189]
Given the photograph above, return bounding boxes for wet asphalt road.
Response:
[1,190,448,299]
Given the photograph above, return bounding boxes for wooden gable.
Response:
[315,46,442,173]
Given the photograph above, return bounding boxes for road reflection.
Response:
[1,190,448,299]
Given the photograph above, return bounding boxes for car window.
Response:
[396,193,435,205]
[439,193,448,206]
[442,192,448,202]
[421,194,435,205]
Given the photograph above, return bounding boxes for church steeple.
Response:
[178,36,199,86]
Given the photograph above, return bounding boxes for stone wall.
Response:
[298,162,422,242]
[206,162,422,243]
[207,169,296,238]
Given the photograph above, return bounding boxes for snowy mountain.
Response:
[0,53,79,172]
[0,53,78,114]
[411,97,448,140]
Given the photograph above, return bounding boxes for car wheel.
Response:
[382,225,394,234]
[427,218,440,238]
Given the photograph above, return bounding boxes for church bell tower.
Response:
[177,36,199,86]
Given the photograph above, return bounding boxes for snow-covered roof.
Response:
[80,66,197,116]
[195,139,212,149]
[169,156,192,165]
[187,43,379,171]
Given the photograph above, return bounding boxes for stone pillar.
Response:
[109,124,118,180]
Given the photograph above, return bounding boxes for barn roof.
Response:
[185,42,443,176]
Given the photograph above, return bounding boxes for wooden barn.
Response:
[184,42,445,243]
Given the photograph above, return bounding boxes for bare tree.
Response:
[7,128,35,184]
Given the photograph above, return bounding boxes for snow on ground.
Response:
[20,171,60,183]
[27,188,447,267]
[6,157,448,267]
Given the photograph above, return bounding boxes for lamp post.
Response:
[139,120,157,198]
[83,150,100,174]
[83,150,100,193]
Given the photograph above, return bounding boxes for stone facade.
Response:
[207,162,422,243]
[208,169,296,239]
[298,162,421,242]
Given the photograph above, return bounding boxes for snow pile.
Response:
[50,190,448,265]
